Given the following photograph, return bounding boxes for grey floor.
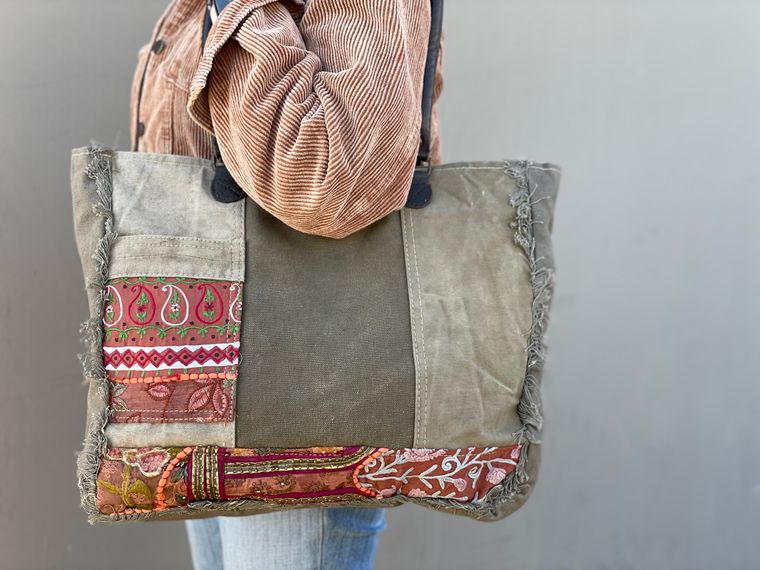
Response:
[1,1,758,569]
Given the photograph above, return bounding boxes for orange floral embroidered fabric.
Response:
[95,445,522,516]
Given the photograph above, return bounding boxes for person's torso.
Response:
[130,0,443,163]
[130,0,211,157]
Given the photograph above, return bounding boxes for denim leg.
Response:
[186,517,224,570]
[218,509,323,570]
[185,507,387,570]
[321,507,387,570]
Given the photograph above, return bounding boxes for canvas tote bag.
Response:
[70,0,561,523]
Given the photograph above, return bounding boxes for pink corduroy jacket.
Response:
[130,0,444,239]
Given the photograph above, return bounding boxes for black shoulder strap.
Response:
[405,0,443,208]
[417,0,443,170]
[203,0,444,207]
[201,0,248,203]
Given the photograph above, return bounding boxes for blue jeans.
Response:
[185,507,387,570]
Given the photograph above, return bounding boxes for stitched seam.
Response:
[115,235,237,245]
[108,274,237,283]
[114,241,235,250]
[400,211,420,447]
[432,165,502,172]
[225,280,235,447]
[110,373,236,384]
[408,211,429,447]
[436,166,501,172]
[111,410,230,415]
[111,256,231,263]
[117,156,215,169]
[431,162,561,173]
[236,201,245,275]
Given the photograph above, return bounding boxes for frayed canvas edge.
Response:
[474,159,557,518]
[75,143,119,524]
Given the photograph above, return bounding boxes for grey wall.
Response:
[1,1,758,568]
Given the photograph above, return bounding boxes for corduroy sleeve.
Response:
[187,0,431,239]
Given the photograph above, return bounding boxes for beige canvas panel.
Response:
[105,422,235,448]
[109,151,245,281]
[402,162,533,448]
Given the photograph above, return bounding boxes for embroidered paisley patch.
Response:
[102,277,242,423]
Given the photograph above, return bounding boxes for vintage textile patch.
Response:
[102,277,242,347]
[95,445,521,516]
[355,446,522,500]
[102,277,242,424]
[103,344,240,371]
[96,447,191,515]
[108,373,236,423]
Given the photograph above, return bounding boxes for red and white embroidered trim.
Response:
[103,342,240,371]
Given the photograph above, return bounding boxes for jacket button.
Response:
[137,122,146,137]
[151,39,166,54]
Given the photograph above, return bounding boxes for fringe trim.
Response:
[479,159,557,515]
[75,144,117,524]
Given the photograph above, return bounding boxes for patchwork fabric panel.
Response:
[95,445,522,517]
[103,277,242,424]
